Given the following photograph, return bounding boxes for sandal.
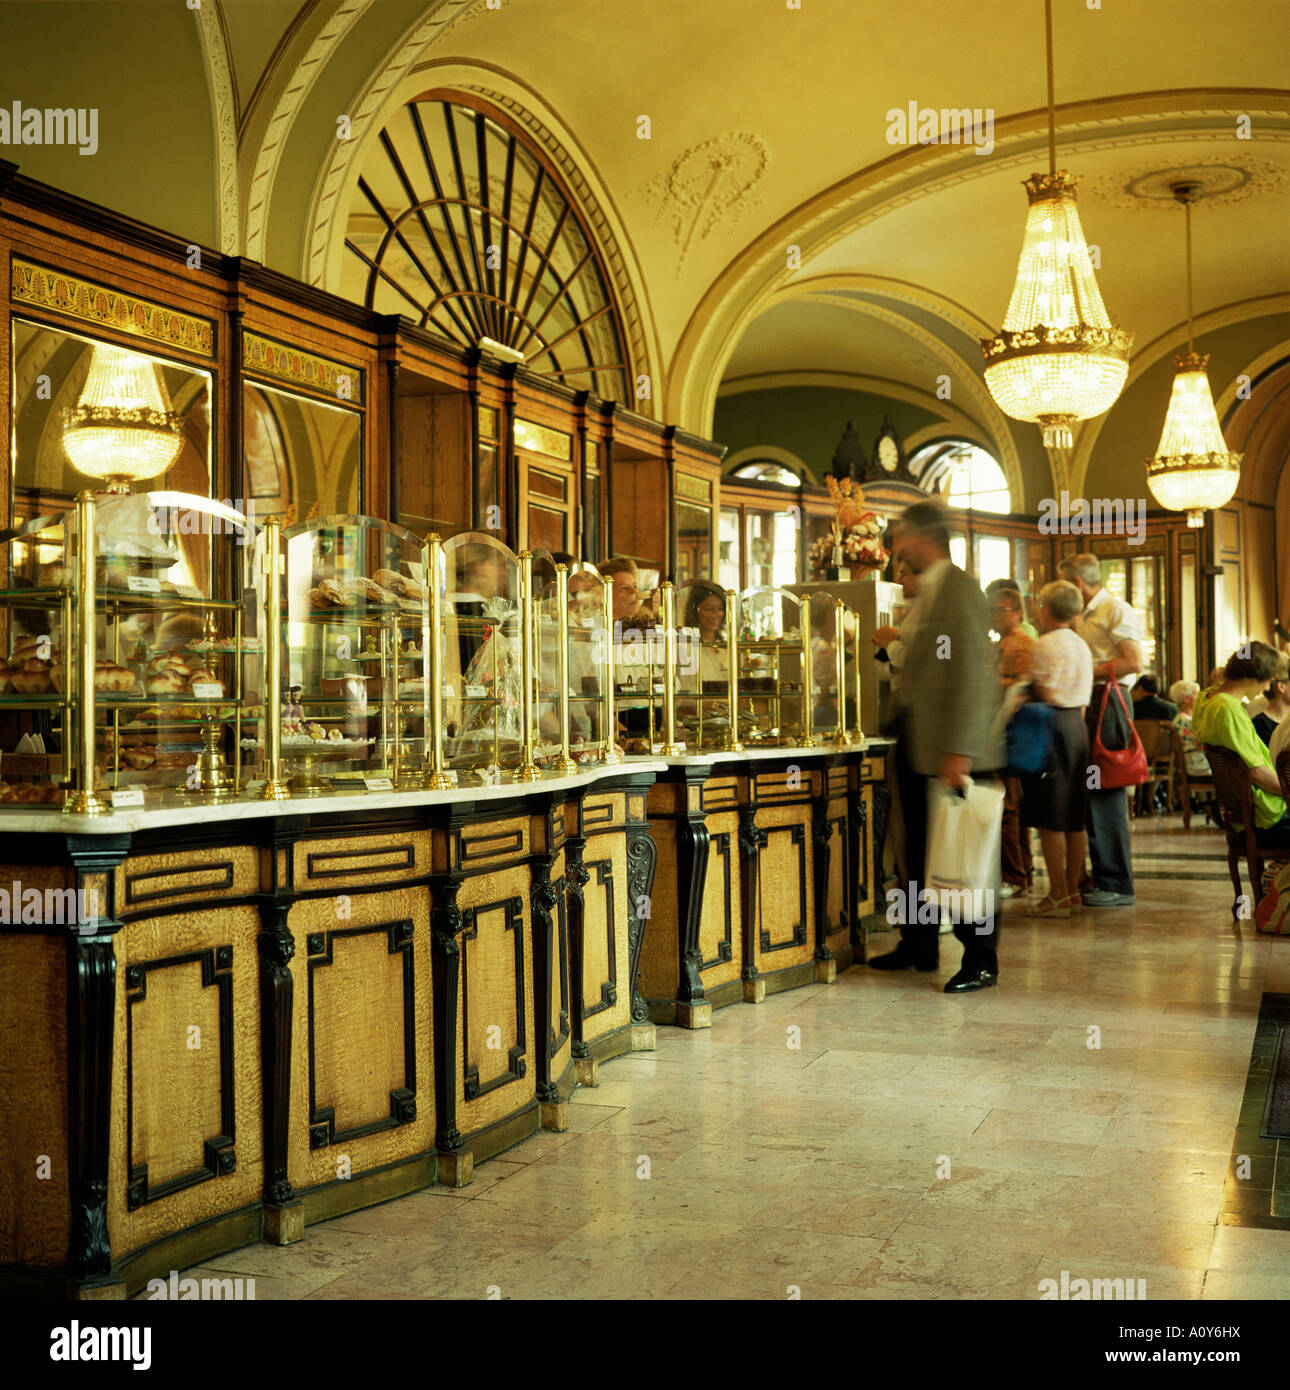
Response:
[1058,894,1082,911]
[1024,895,1070,918]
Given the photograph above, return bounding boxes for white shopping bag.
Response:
[925,776,1004,914]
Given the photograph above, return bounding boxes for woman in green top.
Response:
[1192,641,1290,843]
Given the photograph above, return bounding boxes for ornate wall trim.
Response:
[192,1,241,255]
[243,330,365,403]
[11,259,216,358]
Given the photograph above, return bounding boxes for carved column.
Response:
[624,822,658,1030]
[65,834,130,1294]
[530,839,569,1127]
[811,792,834,979]
[847,784,866,955]
[257,897,298,1243]
[565,832,590,1061]
[430,875,471,1186]
[737,807,768,1002]
[674,782,711,1028]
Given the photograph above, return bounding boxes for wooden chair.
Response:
[1133,719,1174,816]
[1174,726,1216,829]
[1205,744,1282,919]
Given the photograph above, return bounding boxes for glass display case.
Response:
[612,596,667,757]
[674,580,739,752]
[0,505,84,806]
[278,514,429,793]
[736,586,814,748]
[437,531,524,780]
[565,561,615,766]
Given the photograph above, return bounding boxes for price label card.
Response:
[465,684,486,698]
[442,682,456,697]
[126,576,161,595]
[110,788,145,807]
[363,777,394,792]
[191,683,223,700]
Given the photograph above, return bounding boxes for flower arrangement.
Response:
[809,477,887,575]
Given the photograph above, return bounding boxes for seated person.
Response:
[1169,679,1211,779]
[677,581,729,690]
[599,556,654,632]
[1251,663,1290,747]
[1192,642,1290,846]
[1130,672,1178,721]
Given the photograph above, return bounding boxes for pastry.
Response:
[145,671,186,694]
[94,661,136,693]
[11,636,50,664]
[305,722,327,742]
[157,613,204,648]
[342,575,395,606]
[12,660,52,694]
[306,578,347,608]
[151,748,192,769]
[328,728,344,743]
[122,747,156,770]
[374,570,426,601]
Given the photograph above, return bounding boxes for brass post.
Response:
[67,491,106,815]
[552,565,576,775]
[660,582,683,755]
[798,597,817,748]
[516,550,541,782]
[599,574,621,764]
[259,516,290,799]
[833,599,851,746]
[425,535,453,789]
[724,588,743,752]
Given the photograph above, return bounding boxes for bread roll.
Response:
[123,748,156,770]
[145,672,185,694]
[374,569,425,601]
[307,578,347,608]
[343,576,394,605]
[11,636,47,663]
[12,661,51,694]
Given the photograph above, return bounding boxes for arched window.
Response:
[344,97,630,403]
[909,441,1010,514]
[730,460,801,486]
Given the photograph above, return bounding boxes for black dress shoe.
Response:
[868,947,939,972]
[943,968,997,993]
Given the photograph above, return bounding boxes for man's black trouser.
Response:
[894,732,1000,975]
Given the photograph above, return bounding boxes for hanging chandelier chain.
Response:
[1045,0,1057,177]
[1185,198,1194,353]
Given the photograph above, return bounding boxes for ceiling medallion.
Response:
[1085,158,1286,211]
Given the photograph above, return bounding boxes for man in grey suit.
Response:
[871,500,1004,992]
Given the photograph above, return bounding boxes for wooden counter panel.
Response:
[580,792,626,833]
[701,777,740,813]
[699,813,740,988]
[294,830,430,892]
[0,933,70,1270]
[636,819,678,1002]
[579,835,629,1042]
[287,889,434,1193]
[453,818,529,873]
[455,864,535,1137]
[116,846,258,915]
[752,804,813,973]
[109,907,263,1262]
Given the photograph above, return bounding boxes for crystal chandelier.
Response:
[981,1,1133,449]
[61,343,184,493]
[1145,184,1240,527]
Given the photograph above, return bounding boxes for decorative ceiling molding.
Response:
[1068,294,1290,495]
[778,273,997,343]
[193,1,241,255]
[637,133,770,276]
[724,288,1023,503]
[242,0,373,263]
[666,93,1290,435]
[717,368,994,447]
[1216,339,1290,423]
[1085,155,1288,210]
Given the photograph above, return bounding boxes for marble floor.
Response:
[163,815,1290,1300]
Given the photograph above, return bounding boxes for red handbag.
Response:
[1092,680,1148,788]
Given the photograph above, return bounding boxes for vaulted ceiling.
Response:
[2,0,1288,504]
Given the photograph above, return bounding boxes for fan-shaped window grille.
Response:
[731,461,801,486]
[344,98,630,403]
[909,441,1010,514]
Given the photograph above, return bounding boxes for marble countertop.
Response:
[0,740,891,835]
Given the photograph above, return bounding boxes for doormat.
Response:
[1217,994,1290,1231]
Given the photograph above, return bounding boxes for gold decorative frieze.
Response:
[478,405,500,440]
[242,332,364,404]
[11,258,215,357]
[676,473,711,501]
[514,418,572,461]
